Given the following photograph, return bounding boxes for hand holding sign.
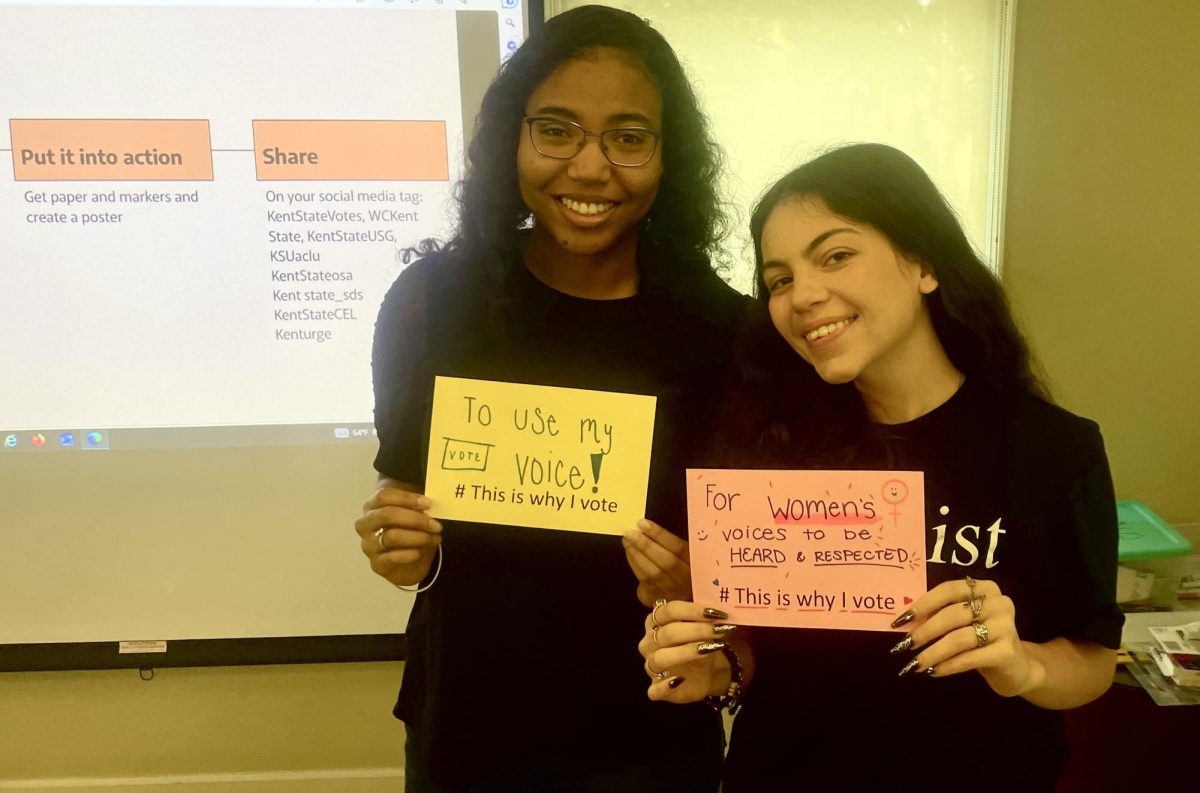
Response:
[638,599,738,703]
[354,481,442,587]
[623,519,693,606]
[891,577,1039,697]
[687,469,927,631]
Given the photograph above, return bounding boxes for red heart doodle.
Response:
[903,596,914,605]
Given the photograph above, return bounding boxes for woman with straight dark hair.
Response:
[638,143,1122,791]
[354,5,745,791]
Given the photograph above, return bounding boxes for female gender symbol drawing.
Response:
[880,479,910,531]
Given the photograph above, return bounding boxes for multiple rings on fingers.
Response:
[651,597,667,629]
[374,526,387,552]
[965,576,989,647]
[648,599,669,678]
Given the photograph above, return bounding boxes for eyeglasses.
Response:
[523,116,661,167]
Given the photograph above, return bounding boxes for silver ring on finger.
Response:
[646,657,669,680]
[969,595,985,620]
[651,597,667,629]
[965,575,977,599]
[973,621,990,648]
[374,527,387,552]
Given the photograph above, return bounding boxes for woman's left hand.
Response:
[890,577,1042,698]
[623,519,693,607]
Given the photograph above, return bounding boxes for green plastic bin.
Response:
[1117,500,1192,561]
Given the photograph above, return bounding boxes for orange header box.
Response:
[11,119,213,181]
[252,120,448,182]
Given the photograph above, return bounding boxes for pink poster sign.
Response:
[687,469,927,631]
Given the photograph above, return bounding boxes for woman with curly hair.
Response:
[354,6,746,791]
[637,143,1122,791]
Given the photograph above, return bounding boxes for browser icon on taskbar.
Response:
[82,431,110,450]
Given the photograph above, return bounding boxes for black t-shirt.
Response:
[372,248,748,786]
[723,380,1123,793]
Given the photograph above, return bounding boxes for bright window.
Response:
[549,0,1015,291]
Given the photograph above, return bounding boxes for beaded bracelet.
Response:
[704,642,743,716]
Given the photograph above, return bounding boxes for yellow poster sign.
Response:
[424,376,657,535]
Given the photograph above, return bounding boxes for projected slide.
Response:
[0,1,504,451]
[0,1,526,659]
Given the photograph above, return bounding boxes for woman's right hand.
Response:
[639,599,736,704]
[354,478,443,587]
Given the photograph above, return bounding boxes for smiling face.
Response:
[760,198,941,388]
[517,48,664,258]
[881,479,909,505]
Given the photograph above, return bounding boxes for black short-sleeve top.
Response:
[723,380,1123,793]
[371,248,748,785]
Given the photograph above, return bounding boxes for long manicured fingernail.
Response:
[697,641,727,655]
[890,609,915,629]
[668,676,686,689]
[925,666,937,677]
[898,658,920,678]
[889,635,913,654]
[703,608,729,620]
[713,623,737,635]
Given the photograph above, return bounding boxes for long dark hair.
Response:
[406,5,728,292]
[725,143,1047,466]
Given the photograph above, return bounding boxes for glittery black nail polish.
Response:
[713,623,737,635]
[889,635,913,654]
[925,666,937,677]
[890,609,916,629]
[697,641,727,655]
[668,676,685,689]
[703,608,729,620]
[897,658,920,678]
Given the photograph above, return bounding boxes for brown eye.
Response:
[767,275,792,293]
[820,250,854,269]
[536,122,571,138]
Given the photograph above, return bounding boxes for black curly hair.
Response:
[405,4,728,291]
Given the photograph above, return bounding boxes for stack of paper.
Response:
[1149,623,1200,688]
